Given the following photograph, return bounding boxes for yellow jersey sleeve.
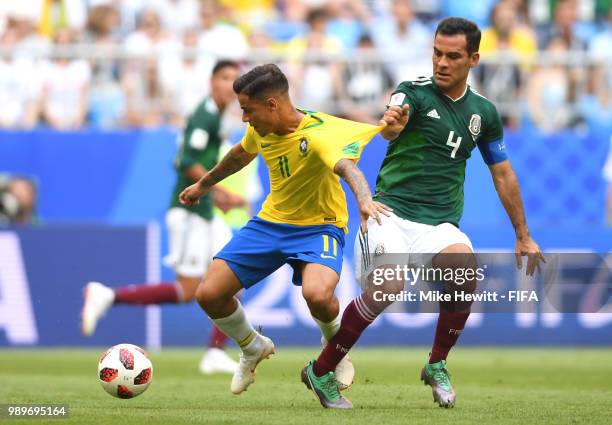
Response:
[240,125,259,154]
[314,120,385,170]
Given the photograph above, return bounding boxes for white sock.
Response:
[314,314,341,342]
[212,301,258,353]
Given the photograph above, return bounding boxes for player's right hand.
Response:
[359,200,393,233]
[379,104,409,135]
[179,182,210,206]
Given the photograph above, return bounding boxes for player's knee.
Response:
[195,282,223,313]
[302,286,334,310]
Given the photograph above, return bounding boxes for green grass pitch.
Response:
[1,347,610,424]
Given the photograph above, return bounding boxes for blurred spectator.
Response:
[538,0,588,50]
[262,0,307,42]
[244,24,287,67]
[40,29,91,130]
[340,33,394,122]
[122,8,179,127]
[38,0,87,39]
[440,0,498,27]
[150,0,199,34]
[160,29,216,125]
[287,8,343,112]
[0,174,37,225]
[123,8,179,56]
[480,0,537,59]
[370,0,431,84]
[198,0,249,60]
[82,3,119,43]
[0,28,41,129]
[526,36,575,132]
[12,14,51,57]
[580,7,612,129]
[217,0,276,27]
[409,0,442,24]
[477,0,538,126]
[325,0,369,50]
[82,5,125,128]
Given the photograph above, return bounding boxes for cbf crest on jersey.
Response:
[468,114,481,141]
[299,137,309,157]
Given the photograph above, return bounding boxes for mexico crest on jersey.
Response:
[468,114,481,140]
[299,137,309,157]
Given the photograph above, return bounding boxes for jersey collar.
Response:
[296,108,325,130]
[205,97,219,114]
[432,77,470,103]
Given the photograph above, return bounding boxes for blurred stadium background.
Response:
[0,0,611,366]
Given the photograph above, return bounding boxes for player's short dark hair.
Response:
[232,64,289,99]
[211,60,239,76]
[435,17,481,55]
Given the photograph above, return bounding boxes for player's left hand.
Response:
[515,236,545,276]
[359,200,393,233]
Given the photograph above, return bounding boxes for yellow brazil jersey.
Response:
[240,110,383,232]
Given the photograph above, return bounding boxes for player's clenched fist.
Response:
[380,104,409,140]
[179,182,210,206]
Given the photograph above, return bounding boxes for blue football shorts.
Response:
[214,216,345,288]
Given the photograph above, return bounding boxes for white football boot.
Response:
[199,348,239,375]
[230,334,275,394]
[81,281,115,336]
[322,337,355,390]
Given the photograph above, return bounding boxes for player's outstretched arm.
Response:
[179,144,257,206]
[488,160,545,276]
[379,104,409,141]
[334,159,393,233]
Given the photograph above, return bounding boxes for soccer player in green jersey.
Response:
[302,17,545,409]
[81,60,246,374]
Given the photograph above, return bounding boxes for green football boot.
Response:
[301,360,353,409]
[420,360,456,408]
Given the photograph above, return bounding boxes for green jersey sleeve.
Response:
[388,81,422,116]
[477,103,507,165]
[175,116,212,171]
[479,103,504,144]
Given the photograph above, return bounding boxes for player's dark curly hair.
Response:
[435,17,481,55]
[233,64,289,99]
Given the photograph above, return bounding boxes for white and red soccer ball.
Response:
[98,343,153,399]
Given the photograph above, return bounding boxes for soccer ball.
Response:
[98,343,153,399]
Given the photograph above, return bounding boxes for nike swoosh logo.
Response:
[320,254,336,259]
[261,143,271,148]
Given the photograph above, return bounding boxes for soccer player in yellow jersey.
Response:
[180,64,389,407]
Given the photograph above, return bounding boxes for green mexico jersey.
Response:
[375,76,504,227]
[170,97,222,219]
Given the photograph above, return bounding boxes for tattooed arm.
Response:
[334,159,392,232]
[180,144,256,206]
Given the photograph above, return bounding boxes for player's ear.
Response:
[469,52,480,68]
[265,96,278,111]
